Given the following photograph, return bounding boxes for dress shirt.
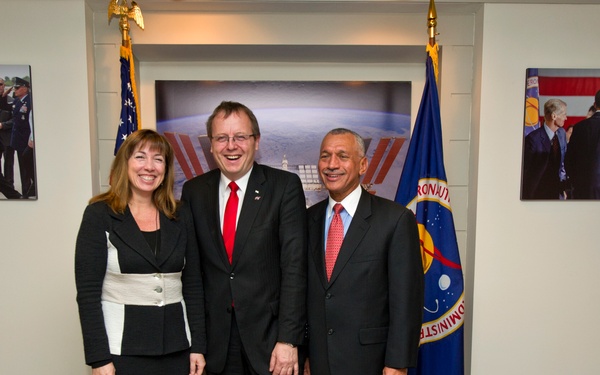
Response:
[544,124,569,183]
[323,184,362,248]
[542,123,555,141]
[219,167,252,232]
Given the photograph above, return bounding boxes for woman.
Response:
[75,129,206,375]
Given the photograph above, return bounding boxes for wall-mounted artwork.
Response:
[155,81,412,206]
[521,68,600,200]
[0,65,37,200]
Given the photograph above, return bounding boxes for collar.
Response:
[219,166,253,195]
[543,123,557,140]
[327,185,362,219]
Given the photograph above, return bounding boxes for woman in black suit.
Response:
[75,129,206,375]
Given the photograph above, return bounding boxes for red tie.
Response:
[551,134,560,162]
[223,181,239,264]
[325,203,344,281]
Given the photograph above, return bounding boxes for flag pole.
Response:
[427,0,440,82]
[427,0,437,46]
[108,0,144,154]
[395,2,465,374]
[108,0,145,47]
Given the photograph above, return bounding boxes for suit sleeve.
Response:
[385,208,424,369]
[181,180,192,204]
[74,203,113,366]
[522,133,541,199]
[179,203,208,354]
[564,126,580,187]
[277,173,308,345]
[0,97,12,130]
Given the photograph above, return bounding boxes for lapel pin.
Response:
[255,196,261,201]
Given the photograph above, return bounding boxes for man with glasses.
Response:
[181,101,307,375]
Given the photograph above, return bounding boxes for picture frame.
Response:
[521,68,600,200]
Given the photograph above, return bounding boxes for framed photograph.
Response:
[155,80,412,206]
[521,68,600,200]
[0,65,37,200]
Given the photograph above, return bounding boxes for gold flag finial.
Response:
[427,0,438,46]
[426,0,440,81]
[108,0,144,47]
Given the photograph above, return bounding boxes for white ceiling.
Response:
[90,0,600,62]
[87,0,600,14]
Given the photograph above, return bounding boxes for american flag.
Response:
[114,44,140,155]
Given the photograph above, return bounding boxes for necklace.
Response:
[153,209,160,257]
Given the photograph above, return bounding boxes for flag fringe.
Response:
[120,40,142,129]
[426,43,439,83]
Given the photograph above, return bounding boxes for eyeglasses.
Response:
[211,134,255,144]
[13,85,22,89]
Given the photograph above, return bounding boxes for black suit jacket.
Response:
[565,112,600,199]
[181,163,307,374]
[306,189,423,375]
[75,201,206,366]
[522,126,565,199]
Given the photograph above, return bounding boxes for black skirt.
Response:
[112,349,190,375]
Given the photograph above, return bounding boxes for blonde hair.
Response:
[90,129,178,218]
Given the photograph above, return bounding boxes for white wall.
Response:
[471,4,600,374]
[2,1,599,374]
[0,0,92,374]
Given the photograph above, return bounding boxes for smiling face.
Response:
[127,143,166,198]
[318,132,368,202]
[210,110,260,181]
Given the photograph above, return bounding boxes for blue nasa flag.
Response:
[395,45,465,375]
[524,68,540,137]
[114,44,140,155]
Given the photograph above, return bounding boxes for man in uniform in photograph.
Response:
[7,77,35,198]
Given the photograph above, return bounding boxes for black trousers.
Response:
[207,309,259,375]
[0,174,20,199]
[112,348,191,375]
[0,145,14,187]
[16,146,35,198]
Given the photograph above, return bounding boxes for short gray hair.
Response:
[543,99,567,122]
[325,128,366,157]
